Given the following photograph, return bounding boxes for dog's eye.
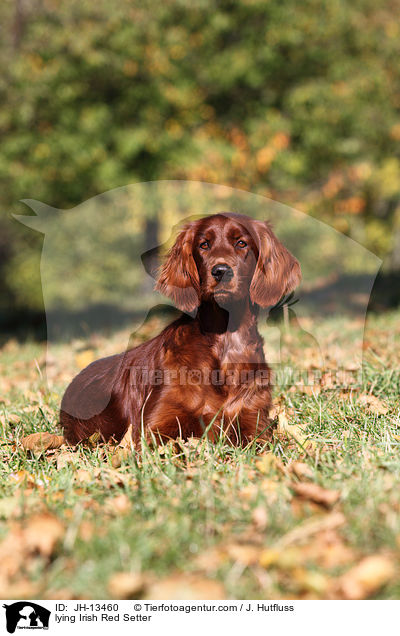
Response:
[236,239,247,248]
[199,241,209,250]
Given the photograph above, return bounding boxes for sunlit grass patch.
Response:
[1,310,400,599]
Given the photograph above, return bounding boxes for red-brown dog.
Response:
[61,213,301,446]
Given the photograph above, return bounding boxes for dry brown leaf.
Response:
[146,574,225,600]
[304,531,355,569]
[75,469,92,483]
[83,431,102,447]
[252,505,268,530]
[268,402,282,420]
[118,423,134,448]
[291,482,340,507]
[255,453,283,474]
[276,411,309,446]
[0,577,39,600]
[7,413,21,425]
[111,448,131,468]
[108,572,146,599]
[259,548,281,569]
[24,513,64,557]
[21,432,65,453]
[0,497,22,519]
[0,512,64,587]
[338,555,395,599]
[0,494,44,520]
[57,450,80,469]
[292,568,329,595]
[101,467,131,488]
[0,527,26,579]
[260,526,353,577]
[104,494,131,515]
[274,511,346,549]
[238,484,258,501]
[358,394,388,415]
[79,521,95,542]
[194,547,225,573]
[9,470,36,487]
[226,543,261,566]
[299,384,321,396]
[110,424,135,467]
[289,461,313,480]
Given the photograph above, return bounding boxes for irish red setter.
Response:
[61,213,301,447]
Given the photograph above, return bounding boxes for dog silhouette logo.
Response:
[14,182,381,393]
[3,602,50,634]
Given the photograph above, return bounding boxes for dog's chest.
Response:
[204,331,268,410]
[214,330,264,366]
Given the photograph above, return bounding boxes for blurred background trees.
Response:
[1,0,400,322]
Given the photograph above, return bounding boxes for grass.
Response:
[0,308,400,600]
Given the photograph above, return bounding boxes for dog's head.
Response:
[154,213,301,312]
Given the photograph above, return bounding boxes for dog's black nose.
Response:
[211,263,234,282]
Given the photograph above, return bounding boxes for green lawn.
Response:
[0,309,399,600]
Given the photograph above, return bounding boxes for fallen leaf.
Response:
[338,555,395,599]
[289,462,313,480]
[238,484,258,501]
[9,470,36,487]
[24,513,64,557]
[260,526,354,580]
[104,494,131,515]
[0,511,64,589]
[252,505,268,530]
[358,394,388,415]
[57,451,80,469]
[111,448,131,468]
[0,497,22,519]
[290,482,340,507]
[194,547,225,572]
[259,549,281,569]
[75,469,92,483]
[274,512,346,549]
[21,432,64,453]
[255,453,283,474]
[79,521,95,542]
[101,467,131,488]
[299,384,321,397]
[268,403,281,420]
[7,414,21,425]
[304,531,355,569]
[226,543,261,566]
[86,431,102,447]
[22,405,38,413]
[0,578,39,599]
[118,423,134,448]
[108,572,146,599]
[146,574,225,600]
[292,568,329,595]
[276,411,309,446]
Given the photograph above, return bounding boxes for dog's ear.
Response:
[250,221,301,308]
[155,224,200,313]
